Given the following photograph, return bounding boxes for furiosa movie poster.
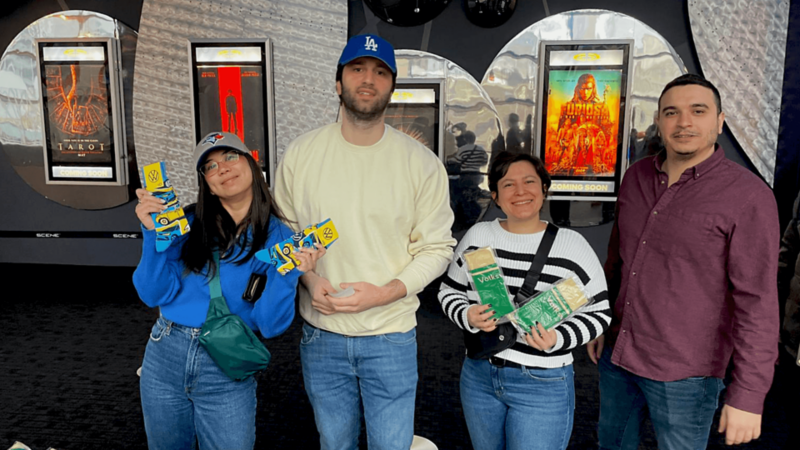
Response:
[542,69,622,178]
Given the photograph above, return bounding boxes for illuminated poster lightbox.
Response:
[37,39,127,185]
[385,81,444,160]
[189,40,276,185]
[535,41,633,201]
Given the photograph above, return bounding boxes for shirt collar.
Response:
[653,144,725,179]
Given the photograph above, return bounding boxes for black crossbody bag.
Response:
[463,223,559,359]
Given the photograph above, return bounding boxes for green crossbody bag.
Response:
[199,251,271,381]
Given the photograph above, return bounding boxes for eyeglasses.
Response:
[200,151,240,176]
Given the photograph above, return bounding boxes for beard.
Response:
[340,83,392,123]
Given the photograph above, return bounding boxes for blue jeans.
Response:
[299,323,418,450]
[460,357,575,450]
[598,346,724,450]
[139,316,257,450]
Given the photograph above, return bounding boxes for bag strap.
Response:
[514,222,558,305]
[210,251,223,299]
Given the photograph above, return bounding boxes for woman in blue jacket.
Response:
[133,132,322,450]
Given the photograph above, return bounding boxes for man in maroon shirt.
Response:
[587,74,779,449]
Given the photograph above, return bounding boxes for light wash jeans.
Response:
[598,346,724,450]
[299,322,418,450]
[459,357,575,450]
[139,316,257,450]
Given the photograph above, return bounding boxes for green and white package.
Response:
[463,247,515,319]
[511,275,592,331]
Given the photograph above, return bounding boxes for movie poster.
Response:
[42,60,114,169]
[542,69,622,178]
[385,104,438,153]
[195,65,266,164]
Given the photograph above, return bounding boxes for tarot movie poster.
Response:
[195,65,266,163]
[542,69,622,178]
[43,62,113,166]
[385,103,439,154]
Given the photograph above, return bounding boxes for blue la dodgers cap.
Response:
[338,34,397,74]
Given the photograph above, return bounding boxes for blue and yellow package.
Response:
[255,219,339,275]
[141,161,190,252]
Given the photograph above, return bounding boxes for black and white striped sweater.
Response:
[438,219,612,368]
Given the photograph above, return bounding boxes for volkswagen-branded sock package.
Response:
[510,275,593,331]
[463,247,515,320]
[255,219,339,275]
[141,161,190,252]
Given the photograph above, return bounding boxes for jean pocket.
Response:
[380,328,417,345]
[520,366,567,382]
[300,323,320,345]
[149,319,167,342]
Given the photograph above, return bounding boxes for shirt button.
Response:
[653,211,658,215]
[626,302,630,305]
[661,180,665,184]
[632,271,636,276]
[642,240,646,245]
[622,330,627,333]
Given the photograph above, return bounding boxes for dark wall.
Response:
[0,0,795,266]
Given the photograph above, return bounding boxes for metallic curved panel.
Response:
[396,50,502,234]
[689,0,789,187]
[134,0,346,203]
[0,11,137,209]
[481,9,686,226]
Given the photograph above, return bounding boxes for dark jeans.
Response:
[598,347,724,450]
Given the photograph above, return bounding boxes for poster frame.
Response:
[390,78,446,162]
[36,37,128,186]
[534,39,634,201]
[188,38,276,187]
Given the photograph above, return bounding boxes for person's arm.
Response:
[249,220,301,337]
[777,194,800,319]
[718,185,780,444]
[328,158,456,314]
[392,159,457,297]
[131,189,185,307]
[538,237,612,353]
[438,235,496,333]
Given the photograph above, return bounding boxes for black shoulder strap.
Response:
[514,222,558,305]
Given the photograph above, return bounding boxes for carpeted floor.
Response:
[0,263,793,449]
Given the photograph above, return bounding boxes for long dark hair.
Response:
[181,151,287,277]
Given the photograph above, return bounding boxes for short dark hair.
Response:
[335,62,398,98]
[658,74,722,115]
[488,152,551,197]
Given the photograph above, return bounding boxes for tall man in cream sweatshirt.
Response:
[274,34,455,450]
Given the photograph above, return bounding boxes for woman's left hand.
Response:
[524,322,558,351]
[293,243,326,273]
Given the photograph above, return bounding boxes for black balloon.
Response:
[463,0,516,28]
[363,0,451,27]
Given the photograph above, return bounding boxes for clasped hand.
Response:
[466,304,557,351]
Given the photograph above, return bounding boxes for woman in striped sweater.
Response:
[438,152,611,450]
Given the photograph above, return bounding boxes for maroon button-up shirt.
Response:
[605,146,779,414]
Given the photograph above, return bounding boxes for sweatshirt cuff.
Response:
[461,306,480,333]
[724,384,767,415]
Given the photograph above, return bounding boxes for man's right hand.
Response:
[300,271,338,315]
[466,304,498,332]
[587,335,605,365]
